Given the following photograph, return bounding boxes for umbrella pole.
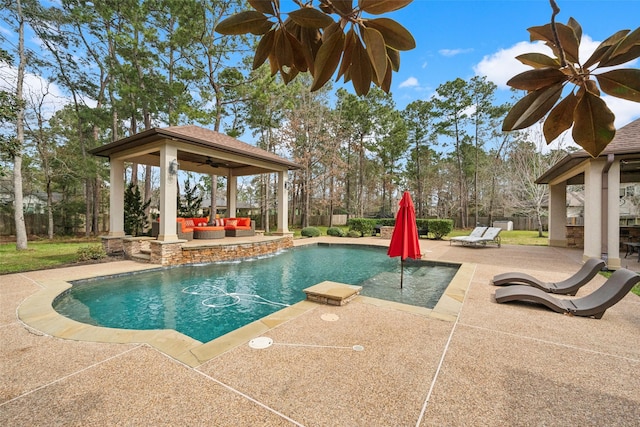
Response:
[400,258,404,289]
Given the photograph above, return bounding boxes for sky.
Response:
[1,0,639,137]
[384,0,640,128]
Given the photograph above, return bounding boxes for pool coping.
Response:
[17,258,474,368]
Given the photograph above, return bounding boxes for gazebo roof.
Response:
[89,125,301,176]
[536,118,640,185]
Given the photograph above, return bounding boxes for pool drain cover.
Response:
[352,345,364,352]
[321,313,339,322]
[249,337,273,349]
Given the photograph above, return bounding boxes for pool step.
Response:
[131,249,151,263]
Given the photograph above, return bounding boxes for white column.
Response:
[548,181,567,247]
[227,174,237,217]
[583,159,605,261]
[109,158,126,237]
[276,170,289,234]
[158,145,179,241]
[607,160,621,269]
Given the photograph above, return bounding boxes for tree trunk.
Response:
[13,0,28,250]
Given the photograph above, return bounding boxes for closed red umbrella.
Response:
[387,191,422,289]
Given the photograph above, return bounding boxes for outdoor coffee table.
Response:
[193,227,225,239]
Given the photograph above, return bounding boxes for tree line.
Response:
[1,0,575,246]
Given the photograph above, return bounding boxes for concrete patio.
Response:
[1,237,639,426]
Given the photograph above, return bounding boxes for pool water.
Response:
[54,244,459,343]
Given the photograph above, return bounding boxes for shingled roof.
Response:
[536,118,640,184]
[89,125,300,175]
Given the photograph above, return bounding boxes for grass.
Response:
[0,237,102,275]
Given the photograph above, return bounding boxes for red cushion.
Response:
[238,218,250,227]
[226,219,238,227]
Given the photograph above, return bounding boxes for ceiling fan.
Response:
[198,157,228,168]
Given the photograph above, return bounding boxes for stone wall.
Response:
[180,237,293,265]
[147,236,294,266]
[566,225,584,248]
[101,236,124,255]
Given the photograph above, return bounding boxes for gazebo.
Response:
[536,118,640,269]
[90,125,300,263]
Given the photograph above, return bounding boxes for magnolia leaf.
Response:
[528,22,580,64]
[363,18,415,51]
[573,91,616,157]
[248,0,275,15]
[351,38,372,96]
[583,30,629,69]
[596,69,640,102]
[363,26,387,85]
[323,21,341,42]
[250,19,275,35]
[267,51,279,76]
[331,0,354,15]
[506,68,567,91]
[253,29,276,69]
[609,27,640,58]
[274,28,293,70]
[311,28,345,91]
[567,17,582,43]
[380,57,392,93]
[515,53,560,69]
[215,11,269,35]
[502,83,563,131]
[599,45,640,68]
[286,30,309,72]
[337,28,356,80]
[359,0,412,15]
[300,27,322,75]
[288,7,334,29]
[584,79,600,96]
[387,46,400,71]
[543,93,578,143]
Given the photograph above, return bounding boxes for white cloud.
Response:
[439,48,473,57]
[399,77,419,88]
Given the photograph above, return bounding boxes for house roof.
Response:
[536,118,640,184]
[89,125,301,176]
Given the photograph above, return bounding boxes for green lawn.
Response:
[0,238,102,275]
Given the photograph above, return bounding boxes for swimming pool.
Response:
[54,244,459,343]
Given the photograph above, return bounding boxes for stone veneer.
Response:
[123,236,154,256]
[566,225,584,248]
[101,236,124,254]
[149,236,293,266]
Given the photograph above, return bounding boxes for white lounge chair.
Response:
[452,227,502,247]
[449,227,487,245]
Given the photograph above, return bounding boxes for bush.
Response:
[347,218,376,236]
[347,230,362,238]
[301,227,321,237]
[326,227,345,237]
[76,245,107,262]
[426,219,454,239]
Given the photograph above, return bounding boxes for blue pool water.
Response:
[54,244,459,343]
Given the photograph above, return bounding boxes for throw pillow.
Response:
[227,219,238,227]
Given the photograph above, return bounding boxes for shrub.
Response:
[347,230,361,238]
[76,245,107,262]
[326,227,345,237]
[377,218,396,227]
[347,218,376,236]
[301,227,321,237]
[426,219,454,239]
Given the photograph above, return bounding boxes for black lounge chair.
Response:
[491,258,606,295]
[494,268,639,319]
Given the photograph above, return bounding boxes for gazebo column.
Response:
[158,145,178,241]
[275,170,289,235]
[548,181,567,247]
[108,158,126,237]
[227,174,237,217]
[583,159,605,261]
[606,159,621,269]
